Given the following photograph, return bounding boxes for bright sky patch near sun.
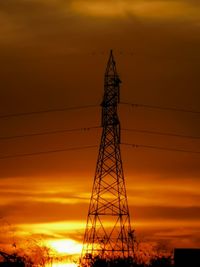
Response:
[18,221,86,236]
[50,264,77,267]
[48,239,82,255]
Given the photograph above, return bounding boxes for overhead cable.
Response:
[0,104,99,119]
[0,126,100,141]
[0,145,98,160]
[122,128,200,140]
[122,143,200,155]
[121,102,200,115]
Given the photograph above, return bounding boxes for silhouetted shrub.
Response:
[149,256,172,267]
[83,255,173,267]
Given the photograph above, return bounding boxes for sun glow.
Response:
[48,239,82,255]
[51,263,77,267]
[47,262,78,267]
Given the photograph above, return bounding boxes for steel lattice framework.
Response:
[81,50,134,265]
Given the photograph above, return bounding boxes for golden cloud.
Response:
[70,0,200,21]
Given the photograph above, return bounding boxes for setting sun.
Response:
[51,263,78,267]
[48,239,82,255]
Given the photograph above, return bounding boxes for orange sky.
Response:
[0,0,200,257]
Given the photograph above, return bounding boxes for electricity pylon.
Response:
[81,50,134,265]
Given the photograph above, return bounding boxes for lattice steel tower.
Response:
[81,50,134,264]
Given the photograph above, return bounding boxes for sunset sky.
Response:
[0,0,200,259]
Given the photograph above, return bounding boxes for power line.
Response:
[1,142,198,160]
[0,145,98,160]
[2,101,199,120]
[1,126,199,142]
[0,104,99,119]
[122,128,200,140]
[121,102,200,115]
[122,143,200,155]
[0,126,100,141]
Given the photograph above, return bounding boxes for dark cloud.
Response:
[0,201,88,224]
[131,205,200,221]
[0,18,200,179]
[136,226,200,250]
[0,200,199,224]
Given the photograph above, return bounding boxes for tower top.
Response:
[105,49,118,76]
